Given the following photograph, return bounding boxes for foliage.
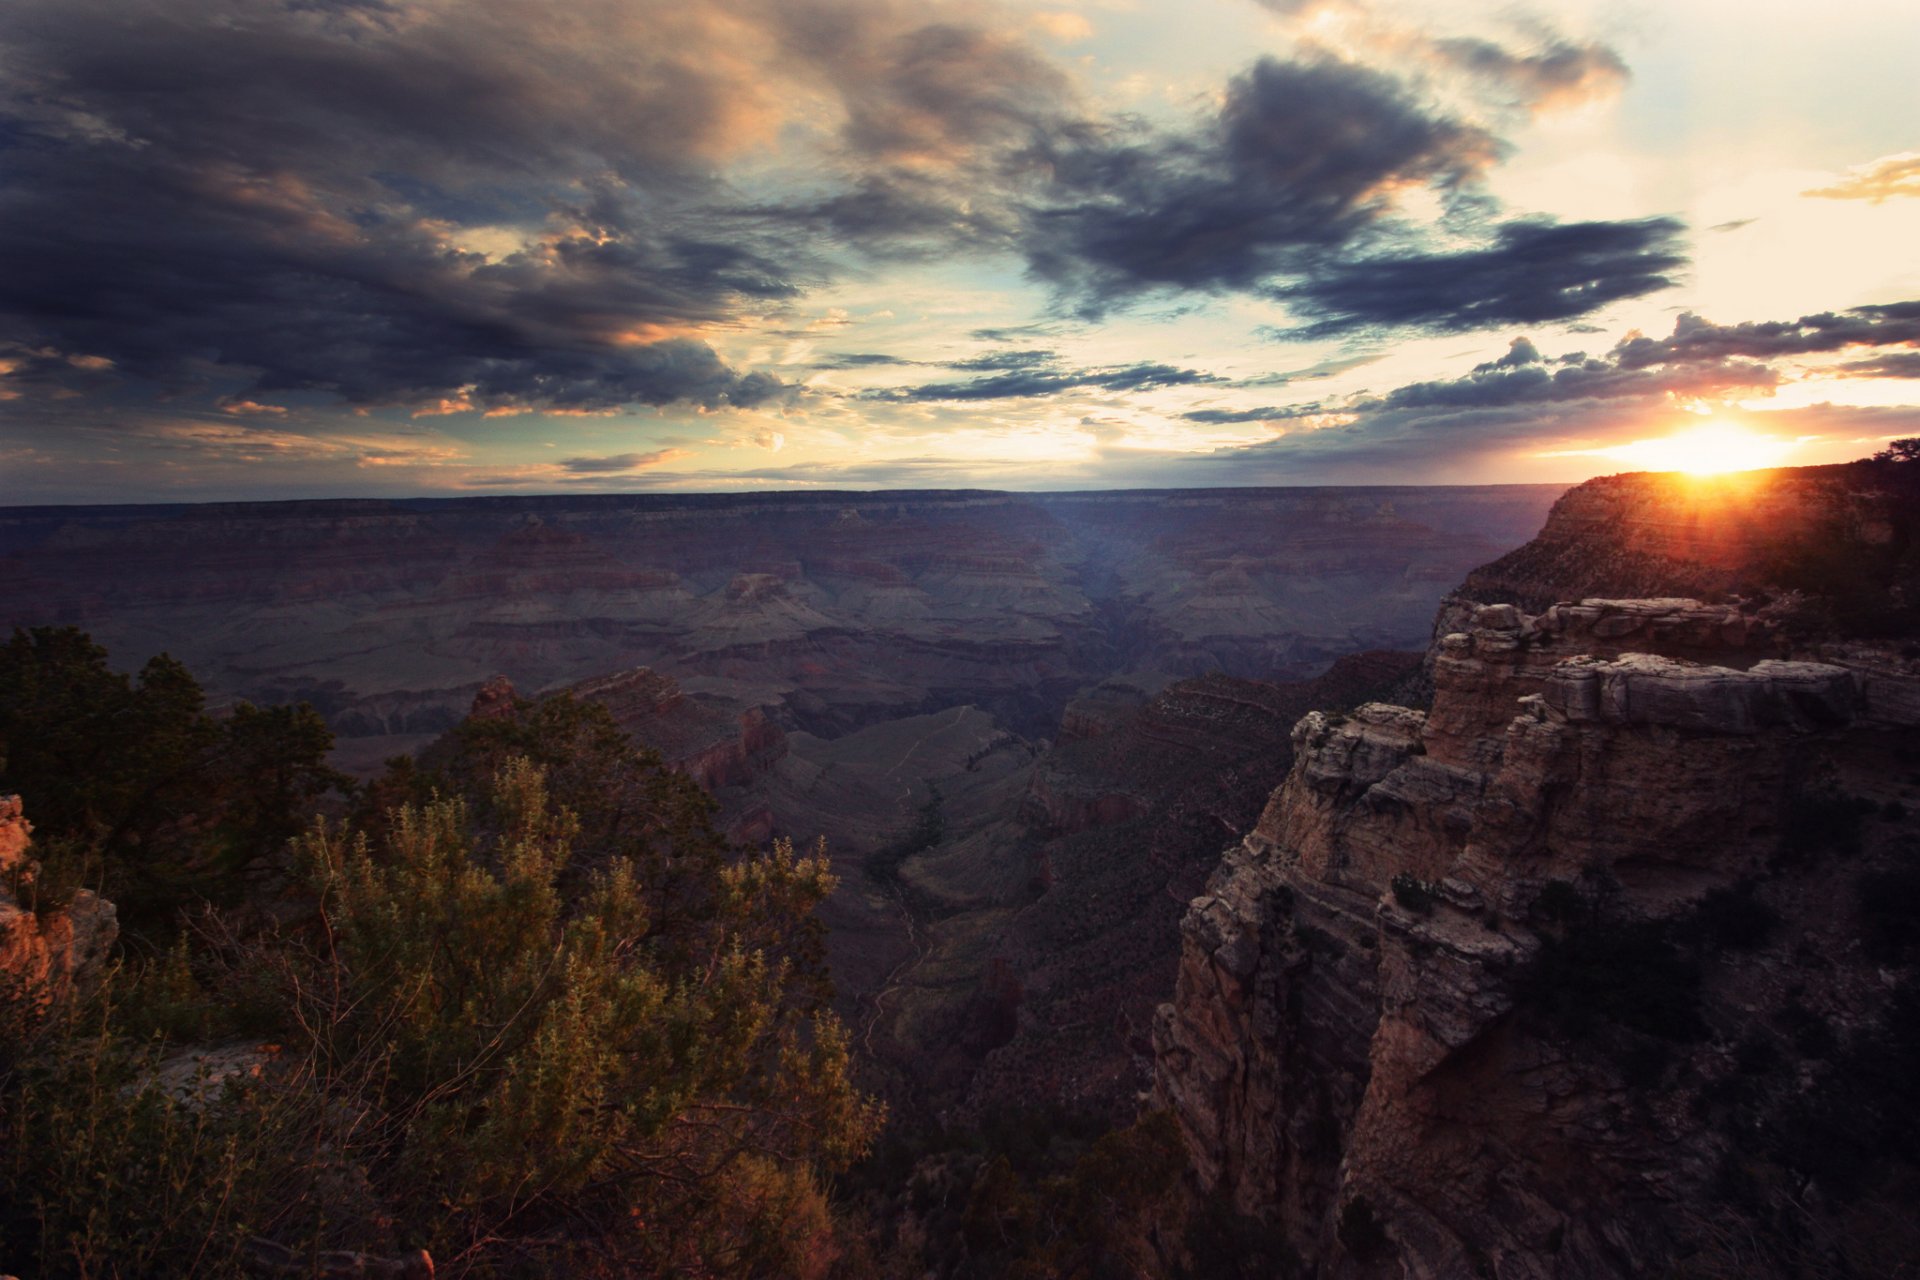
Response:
[1335,1196,1391,1264]
[1755,450,1920,638]
[1519,880,1704,1054]
[1,686,881,1278]
[951,1111,1190,1279]
[0,990,336,1277]
[0,626,348,935]
[1178,1197,1300,1280]
[839,1104,1210,1279]
[867,782,945,890]
[1389,872,1439,915]
[1682,880,1779,952]
[1777,788,1873,865]
[1858,862,1920,964]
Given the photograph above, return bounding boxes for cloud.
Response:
[1428,37,1628,112]
[1610,304,1920,366]
[1181,406,1305,424]
[1804,152,1920,203]
[558,449,686,473]
[0,0,1084,417]
[1172,301,1920,479]
[1022,56,1502,310]
[1840,352,1920,379]
[813,352,915,369]
[868,360,1219,402]
[0,0,1696,446]
[1370,353,1776,413]
[947,349,1058,371]
[1278,217,1686,336]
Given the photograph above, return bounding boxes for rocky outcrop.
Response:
[1154,588,1920,1277]
[0,795,117,1013]
[1458,462,1913,612]
[569,667,787,792]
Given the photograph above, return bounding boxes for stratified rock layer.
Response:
[1153,591,1920,1278]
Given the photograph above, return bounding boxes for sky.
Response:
[1,0,1917,502]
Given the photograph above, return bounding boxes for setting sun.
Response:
[1582,422,1799,476]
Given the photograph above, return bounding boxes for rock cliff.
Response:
[568,666,787,792]
[1154,468,1920,1278]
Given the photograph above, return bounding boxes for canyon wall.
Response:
[0,486,1558,759]
[1154,466,1920,1277]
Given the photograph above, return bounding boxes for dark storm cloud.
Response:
[1277,218,1686,336]
[869,361,1219,403]
[0,0,1696,447]
[742,14,1073,257]
[813,348,1056,374]
[1474,337,1544,371]
[0,0,827,414]
[970,324,1061,343]
[1020,57,1502,311]
[0,0,1085,415]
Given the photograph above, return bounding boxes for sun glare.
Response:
[1588,422,1797,476]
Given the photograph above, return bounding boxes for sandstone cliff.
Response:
[1154,470,1920,1278]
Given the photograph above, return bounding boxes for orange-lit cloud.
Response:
[1804,152,1920,203]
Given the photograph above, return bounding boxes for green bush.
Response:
[2,691,882,1277]
[0,626,348,937]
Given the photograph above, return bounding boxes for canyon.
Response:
[1154,463,1920,1277]
[0,484,1556,1115]
[7,464,1916,1277]
[0,487,1555,764]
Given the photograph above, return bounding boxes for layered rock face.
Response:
[0,795,117,1012]
[568,666,787,793]
[929,653,1424,1120]
[1155,586,1920,1276]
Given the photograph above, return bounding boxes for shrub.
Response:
[1390,872,1440,915]
[1519,920,1702,1044]
[1686,881,1780,952]
[1858,864,1920,964]
[0,626,348,938]
[1337,1196,1392,1263]
[1532,878,1587,926]
[1777,789,1872,864]
[2,703,881,1276]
